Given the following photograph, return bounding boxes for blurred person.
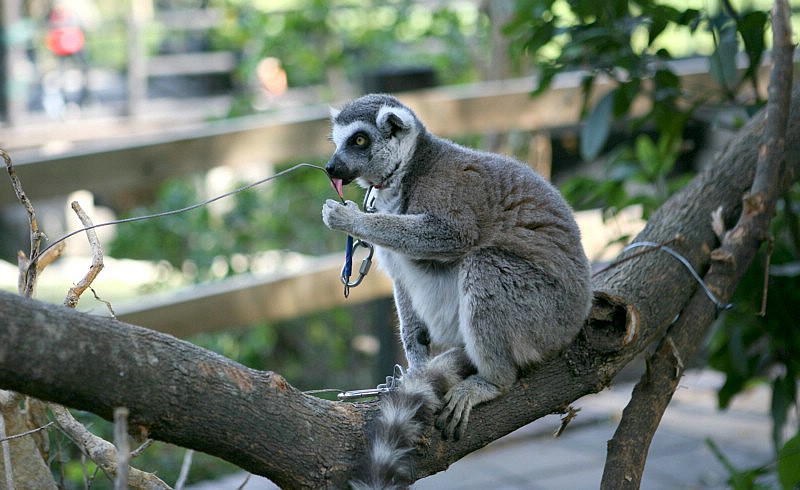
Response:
[42,0,97,118]
[256,57,287,99]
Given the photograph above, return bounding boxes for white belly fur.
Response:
[377,248,462,347]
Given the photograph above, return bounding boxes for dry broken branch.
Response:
[50,405,170,489]
[36,241,66,273]
[2,148,60,488]
[63,201,105,308]
[2,148,44,298]
[1,148,167,489]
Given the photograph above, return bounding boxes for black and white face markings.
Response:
[327,97,420,189]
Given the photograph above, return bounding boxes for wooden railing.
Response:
[2,57,740,209]
[2,57,770,335]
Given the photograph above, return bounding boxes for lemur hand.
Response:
[322,199,361,232]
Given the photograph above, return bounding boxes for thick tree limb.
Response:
[1,84,799,487]
[601,2,794,487]
[0,294,365,488]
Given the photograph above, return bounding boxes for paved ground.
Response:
[189,369,784,489]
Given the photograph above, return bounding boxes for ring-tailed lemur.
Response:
[322,94,592,489]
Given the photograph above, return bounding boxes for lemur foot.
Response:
[435,375,502,440]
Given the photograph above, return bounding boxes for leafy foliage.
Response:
[777,432,800,489]
[706,438,772,490]
[505,0,769,217]
[109,162,341,282]
[210,0,487,114]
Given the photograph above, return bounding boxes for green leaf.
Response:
[580,89,616,160]
[772,375,793,449]
[707,437,770,490]
[709,22,739,92]
[718,374,747,409]
[579,73,598,117]
[635,134,659,177]
[531,64,559,97]
[678,9,703,32]
[778,432,800,489]
[522,21,555,53]
[737,11,767,69]
[613,79,640,117]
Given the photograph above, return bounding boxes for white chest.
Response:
[377,248,462,347]
[369,186,402,214]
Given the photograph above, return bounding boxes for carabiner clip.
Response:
[341,236,374,298]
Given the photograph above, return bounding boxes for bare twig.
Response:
[174,449,195,490]
[235,474,253,490]
[50,203,159,488]
[3,151,57,489]
[131,438,155,458]
[63,201,105,309]
[36,241,66,273]
[50,404,171,489]
[2,149,44,297]
[114,408,130,490]
[91,287,117,318]
[600,1,794,488]
[760,236,774,316]
[554,406,581,437]
[0,421,54,444]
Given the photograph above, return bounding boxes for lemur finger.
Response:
[437,389,470,440]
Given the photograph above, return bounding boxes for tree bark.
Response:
[1,85,799,488]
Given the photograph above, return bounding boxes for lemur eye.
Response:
[353,133,369,147]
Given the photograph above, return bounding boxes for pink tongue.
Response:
[331,178,344,199]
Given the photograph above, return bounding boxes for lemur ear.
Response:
[377,105,414,137]
[329,106,341,120]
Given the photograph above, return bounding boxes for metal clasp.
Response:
[341,237,374,298]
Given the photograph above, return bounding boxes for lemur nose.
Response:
[325,159,336,176]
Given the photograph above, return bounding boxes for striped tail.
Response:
[350,374,442,489]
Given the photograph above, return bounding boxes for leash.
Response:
[30,162,332,265]
[337,364,403,400]
[338,186,376,298]
[29,157,377,299]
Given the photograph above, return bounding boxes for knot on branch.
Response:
[743,192,766,215]
[564,291,638,384]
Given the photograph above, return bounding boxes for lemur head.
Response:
[326,94,421,191]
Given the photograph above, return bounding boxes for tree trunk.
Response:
[0,86,798,488]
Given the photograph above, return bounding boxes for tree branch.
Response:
[0,293,365,488]
[601,2,794,486]
[0,84,799,487]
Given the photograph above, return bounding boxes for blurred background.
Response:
[1,0,799,487]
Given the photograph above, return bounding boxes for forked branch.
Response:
[601,1,794,487]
